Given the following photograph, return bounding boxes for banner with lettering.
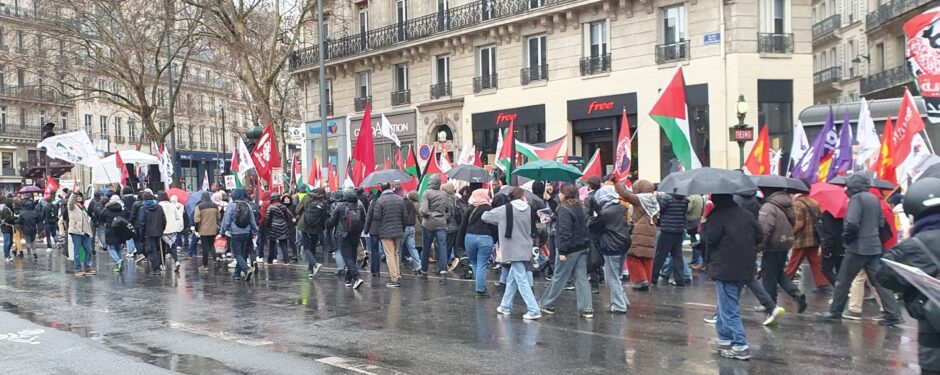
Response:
[250,125,282,184]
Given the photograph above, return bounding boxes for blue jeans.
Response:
[70,234,93,271]
[715,280,748,349]
[603,254,629,312]
[421,227,447,273]
[126,238,136,255]
[256,228,267,260]
[368,235,382,274]
[44,223,58,248]
[187,233,199,257]
[540,249,593,312]
[499,261,540,316]
[662,254,692,282]
[465,234,494,293]
[399,226,421,271]
[107,244,122,263]
[229,234,251,276]
[2,232,11,258]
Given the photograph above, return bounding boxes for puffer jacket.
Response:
[193,195,220,237]
[589,201,630,255]
[99,201,126,245]
[616,180,656,259]
[843,174,885,256]
[792,195,821,249]
[67,194,93,237]
[365,190,406,239]
[419,175,453,230]
[758,191,795,252]
[328,190,365,238]
[555,200,591,256]
[265,202,294,241]
[657,193,689,234]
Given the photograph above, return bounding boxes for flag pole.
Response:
[921,130,936,155]
[508,125,516,186]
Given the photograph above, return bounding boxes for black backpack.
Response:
[45,205,58,222]
[234,202,251,228]
[303,200,328,232]
[344,204,364,235]
[110,215,135,242]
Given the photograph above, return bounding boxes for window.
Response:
[128,119,136,141]
[16,31,24,50]
[586,21,609,58]
[210,128,217,148]
[0,107,6,126]
[760,0,790,33]
[530,0,543,8]
[396,0,407,41]
[437,0,449,30]
[662,5,685,44]
[0,69,4,93]
[355,71,371,98]
[16,68,24,86]
[39,110,45,126]
[394,63,408,91]
[35,35,43,53]
[525,35,548,82]
[0,27,4,48]
[114,117,122,139]
[1,152,14,174]
[60,112,67,129]
[435,55,450,84]
[99,115,108,137]
[158,89,166,107]
[199,126,205,144]
[481,0,494,20]
[84,114,92,135]
[875,43,885,73]
[896,34,906,68]
[324,79,333,104]
[476,45,497,91]
[18,108,24,127]
[359,8,369,48]
[847,40,857,76]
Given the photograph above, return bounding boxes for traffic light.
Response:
[41,122,55,141]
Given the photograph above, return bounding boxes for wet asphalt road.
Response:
[0,246,924,374]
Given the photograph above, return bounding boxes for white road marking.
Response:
[316,356,408,375]
[684,302,716,308]
[167,321,273,346]
[0,328,44,344]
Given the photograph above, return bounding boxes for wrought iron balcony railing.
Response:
[520,65,548,85]
[289,0,577,71]
[813,66,842,85]
[580,53,611,75]
[391,90,411,106]
[473,74,498,93]
[655,41,689,64]
[114,135,126,144]
[0,85,71,104]
[354,96,371,112]
[430,82,452,99]
[757,33,794,54]
[861,65,913,95]
[0,124,40,139]
[866,0,933,31]
[812,14,841,41]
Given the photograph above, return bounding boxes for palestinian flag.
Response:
[580,149,603,183]
[649,67,701,170]
[515,134,567,162]
[418,146,445,198]
[403,145,420,178]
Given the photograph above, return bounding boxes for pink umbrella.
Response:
[165,188,189,204]
[809,182,847,218]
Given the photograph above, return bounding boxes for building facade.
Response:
[292,0,814,182]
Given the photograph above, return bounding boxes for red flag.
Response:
[873,116,898,185]
[250,125,282,184]
[307,158,318,187]
[403,145,420,178]
[745,124,771,175]
[395,148,403,170]
[384,157,391,170]
[614,109,632,182]
[424,146,447,183]
[497,120,515,160]
[351,102,376,186]
[474,151,483,167]
[115,150,124,169]
[580,149,603,182]
[891,89,927,164]
[44,176,59,199]
[327,161,337,191]
[292,155,301,185]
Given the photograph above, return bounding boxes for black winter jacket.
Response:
[403,198,417,227]
[40,201,58,224]
[0,204,14,234]
[589,203,631,255]
[658,193,689,234]
[555,202,591,255]
[365,190,406,239]
[457,204,498,245]
[121,194,137,219]
[703,198,763,282]
[265,203,294,241]
[819,211,845,257]
[139,202,166,238]
[843,174,885,256]
[16,200,40,237]
[297,195,329,234]
[99,202,126,245]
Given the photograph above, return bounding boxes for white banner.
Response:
[37,130,100,166]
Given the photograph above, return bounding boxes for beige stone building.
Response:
[292,0,814,181]
[0,0,253,192]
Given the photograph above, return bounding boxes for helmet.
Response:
[903,177,940,220]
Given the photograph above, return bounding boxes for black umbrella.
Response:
[359,169,413,187]
[444,164,489,183]
[829,175,896,190]
[658,167,757,195]
[924,162,940,180]
[749,175,809,193]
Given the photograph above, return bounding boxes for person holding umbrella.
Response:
[364,182,407,287]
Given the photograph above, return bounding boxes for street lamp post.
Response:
[220,103,226,176]
[729,95,754,170]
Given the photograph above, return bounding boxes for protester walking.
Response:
[816,174,903,326]
[652,190,689,286]
[193,193,221,271]
[400,191,422,275]
[615,180,657,290]
[219,189,259,281]
[139,192,167,274]
[419,175,453,282]
[100,195,130,272]
[264,193,295,265]
[785,194,830,292]
[68,192,95,276]
[297,188,328,279]
[328,189,365,289]
[365,183,407,287]
[158,192,185,273]
[40,197,59,250]
[588,186,630,313]
[482,187,541,320]
[120,187,137,257]
[458,188,498,297]
[539,184,594,318]
[758,189,808,313]
[17,199,40,259]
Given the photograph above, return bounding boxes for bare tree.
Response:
[33,0,203,147]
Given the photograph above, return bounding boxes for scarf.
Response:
[637,193,660,223]
[143,199,158,207]
[468,189,491,207]
[912,212,940,236]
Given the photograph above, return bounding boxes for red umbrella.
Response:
[809,182,847,218]
[165,188,189,204]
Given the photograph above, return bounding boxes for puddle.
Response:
[0,302,104,340]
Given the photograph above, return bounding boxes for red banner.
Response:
[250,125,282,184]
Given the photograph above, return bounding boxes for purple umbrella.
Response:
[18,186,42,194]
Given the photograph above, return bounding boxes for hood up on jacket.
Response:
[230,189,247,201]
[344,189,358,203]
[427,174,441,190]
[845,173,871,197]
[329,190,343,203]
[594,185,619,209]
[633,180,655,194]
[310,188,326,200]
[157,191,169,202]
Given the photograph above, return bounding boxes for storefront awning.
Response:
[797,97,929,128]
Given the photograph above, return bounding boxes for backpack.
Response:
[303,200,328,232]
[234,202,251,228]
[344,204,364,235]
[110,215,135,242]
[45,205,58,222]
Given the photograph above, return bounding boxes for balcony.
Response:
[1,168,16,176]
[473,75,498,93]
[813,66,842,93]
[114,135,126,144]
[0,124,40,140]
[354,96,371,112]
[655,41,689,64]
[430,82,452,99]
[866,0,933,31]
[580,54,611,76]
[520,65,549,85]
[288,0,579,71]
[0,85,71,104]
[199,141,208,149]
[391,90,411,106]
[757,33,794,54]
[861,65,913,96]
[812,14,841,43]
[0,5,34,19]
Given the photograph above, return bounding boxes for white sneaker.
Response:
[228,260,236,268]
[272,259,278,264]
[523,313,542,320]
[763,306,785,326]
[256,256,263,263]
[496,307,511,316]
[312,263,322,277]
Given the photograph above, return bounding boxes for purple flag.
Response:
[827,112,854,181]
[791,108,835,184]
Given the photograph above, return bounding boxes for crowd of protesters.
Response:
[2,171,939,369]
